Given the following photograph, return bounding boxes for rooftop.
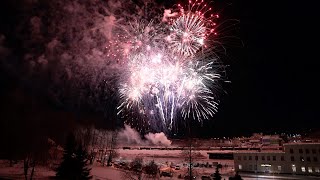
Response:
[283,143,320,146]
[233,150,284,154]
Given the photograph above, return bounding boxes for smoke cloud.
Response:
[162,9,178,22]
[118,125,171,146]
[118,124,144,145]
[144,132,172,146]
[0,0,167,115]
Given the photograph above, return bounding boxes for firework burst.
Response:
[116,0,224,132]
[165,0,219,57]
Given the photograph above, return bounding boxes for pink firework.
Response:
[167,0,219,57]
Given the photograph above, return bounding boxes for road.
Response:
[238,173,320,180]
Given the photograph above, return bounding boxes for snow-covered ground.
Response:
[1,160,319,180]
[0,149,234,179]
[0,160,55,179]
[117,149,234,166]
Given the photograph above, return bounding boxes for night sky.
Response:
[0,0,319,139]
[203,0,320,137]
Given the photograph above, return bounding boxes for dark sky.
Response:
[0,0,319,138]
[197,0,320,137]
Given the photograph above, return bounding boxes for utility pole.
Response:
[189,137,192,179]
[188,118,192,180]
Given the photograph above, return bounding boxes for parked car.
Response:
[184,175,196,179]
[201,175,212,180]
[160,171,173,177]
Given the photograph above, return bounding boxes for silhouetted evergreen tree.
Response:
[231,171,243,180]
[74,145,92,179]
[56,133,92,179]
[56,133,77,179]
[213,166,222,180]
[145,160,158,178]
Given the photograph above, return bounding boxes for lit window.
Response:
[315,167,320,173]
[308,167,313,173]
[301,166,306,172]
[239,165,242,170]
[292,165,296,172]
[278,166,281,171]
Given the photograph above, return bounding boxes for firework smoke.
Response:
[0,0,227,134]
[118,125,171,146]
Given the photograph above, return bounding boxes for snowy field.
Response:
[1,149,319,179]
[0,149,234,179]
[0,160,55,179]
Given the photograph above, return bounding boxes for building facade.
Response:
[234,143,320,175]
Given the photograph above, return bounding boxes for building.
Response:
[234,143,320,175]
[208,151,234,160]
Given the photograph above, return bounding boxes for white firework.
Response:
[168,12,206,57]
[116,0,223,132]
[118,48,221,130]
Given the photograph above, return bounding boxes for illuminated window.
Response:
[291,156,295,161]
[239,165,242,170]
[308,167,313,173]
[278,166,281,171]
[273,156,276,161]
[292,165,296,172]
[301,166,306,172]
[315,167,320,173]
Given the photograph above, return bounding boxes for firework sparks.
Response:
[116,0,223,132]
[166,1,219,57]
